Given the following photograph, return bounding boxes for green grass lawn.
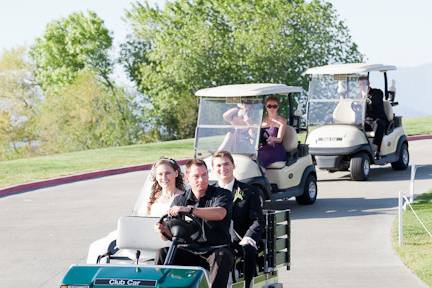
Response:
[0,115,431,189]
[393,191,432,287]
[403,116,432,136]
[0,138,193,188]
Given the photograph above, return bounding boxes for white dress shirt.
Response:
[219,178,257,249]
[218,178,235,192]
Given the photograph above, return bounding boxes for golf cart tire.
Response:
[350,152,370,181]
[296,174,317,205]
[391,142,409,170]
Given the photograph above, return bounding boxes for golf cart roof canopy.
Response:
[304,63,397,75]
[195,83,303,97]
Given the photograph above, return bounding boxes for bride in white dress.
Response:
[133,158,184,217]
[87,158,185,263]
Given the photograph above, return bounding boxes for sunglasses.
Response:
[266,104,278,109]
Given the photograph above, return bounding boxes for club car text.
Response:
[94,278,156,287]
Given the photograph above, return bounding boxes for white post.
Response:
[398,190,403,246]
[409,164,416,203]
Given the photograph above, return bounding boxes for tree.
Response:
[30,11,113,91]
[119,36,152,90]
[37,70,140,154]
[0,47,40,159]
[123,0,363,139]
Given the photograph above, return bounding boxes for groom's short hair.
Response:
[185,158,207,173]
[212,150,234,165]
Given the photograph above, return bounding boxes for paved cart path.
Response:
[281,140,431,288]
[0,140,431,287]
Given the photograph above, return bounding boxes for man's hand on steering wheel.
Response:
[169,205,192,217]
[158,206,194,240]
[158,211,203,244]
[155,222,172,240]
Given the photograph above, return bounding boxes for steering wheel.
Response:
[158,212,202,244]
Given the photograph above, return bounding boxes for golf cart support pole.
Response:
[164,238,178,265]
[398,190,403,246]
[409,164,416,203]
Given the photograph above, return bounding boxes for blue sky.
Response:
[1,0,431,68]
[327,0,432,67]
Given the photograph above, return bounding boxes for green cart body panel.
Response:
[61,264,209,288]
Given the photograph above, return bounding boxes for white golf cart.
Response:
[194,83,317,205]
[304,63,409,180]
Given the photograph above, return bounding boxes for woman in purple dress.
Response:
[258,96,287,167]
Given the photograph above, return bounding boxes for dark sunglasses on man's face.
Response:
[266,104,278,109]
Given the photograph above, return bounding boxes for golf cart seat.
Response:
[383,100,396,134]
[383,100,394,122]
[332,99,358,125]
[266,125,298,169]
[96,216,169,264]
[117,216,168,254]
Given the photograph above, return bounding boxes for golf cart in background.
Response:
[60,210,291,287]
[194,83,317,205]
[304,63,409,181]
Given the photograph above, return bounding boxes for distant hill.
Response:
[391,63,432,118]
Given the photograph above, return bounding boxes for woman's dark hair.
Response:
[147,158,184,215]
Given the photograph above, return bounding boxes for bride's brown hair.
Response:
[147,158,184,215]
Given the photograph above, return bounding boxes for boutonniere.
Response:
[233,187,245,202]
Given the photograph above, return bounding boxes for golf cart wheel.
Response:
[350,152,370,181]
[391,142,409,170]
[296,174,317,205]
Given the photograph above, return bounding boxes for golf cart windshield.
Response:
[195,97,263,156]
[307,74,366,126]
